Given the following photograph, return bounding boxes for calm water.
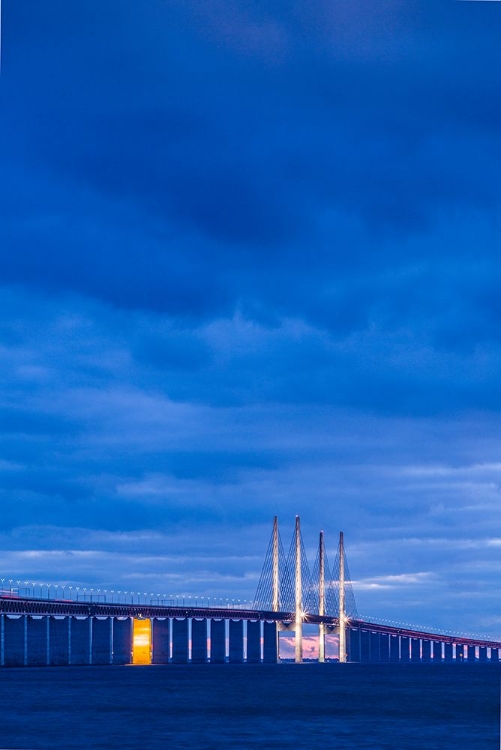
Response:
[0,664,499,749]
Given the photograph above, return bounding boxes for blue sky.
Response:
[2,0,501,638]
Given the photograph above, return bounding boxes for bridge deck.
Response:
[2,596,500,649]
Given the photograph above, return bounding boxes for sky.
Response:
[1,0,501,639]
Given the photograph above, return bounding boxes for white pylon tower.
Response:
[338,531,347,663]
[295,515,303,663]
[272,516,279,612]
[318,530,325,663]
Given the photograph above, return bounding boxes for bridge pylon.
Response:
[294,516,303,663]
[254,517,356,662]
[272,516,279,612]
[338,531,346,663]
[318,530,325,663]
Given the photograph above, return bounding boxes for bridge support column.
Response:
[490,648,499,662]
[422,639,431,663]
[89,617,93,665]
[432,641,442,662]
[210,619,225,663]
[172,618,189,663]
[192,618,208,663]
[4,616,25,666]
[479,646,487,662]
[379,633,390,662]
[389,634,399,662]
[467,645,476,663]
[113,617,132,665]
[246,620,261,663]
[360,630,370,662]
[400,636,410,662]
[263,621,277,663]
[370,632,380,662]
[27,616,48,666]
[70,617,91,665]
[456,644,464,662]
[411,638,420,662]
[24,615,28,666]
[152,618,169,664]
[229,619,244,663]
[444,642,453,662]
[348,627,361,662]
[92,618,112,665]
[49,616,69,665]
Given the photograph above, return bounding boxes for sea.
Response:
[0,664,499,749]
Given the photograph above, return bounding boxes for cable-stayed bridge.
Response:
[1,516,500,667]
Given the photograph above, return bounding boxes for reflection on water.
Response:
[0,663,498,749]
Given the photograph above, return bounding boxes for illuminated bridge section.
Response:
[1,596,501,667]
[0,597,281,667]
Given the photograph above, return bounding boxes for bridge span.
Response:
[1,595,500,667]
[1,516,500,666]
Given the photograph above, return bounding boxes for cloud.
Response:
[1,1,501,639]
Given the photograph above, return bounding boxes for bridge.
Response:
[1,516,500,667]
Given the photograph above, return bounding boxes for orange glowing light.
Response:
[132,618,152,665]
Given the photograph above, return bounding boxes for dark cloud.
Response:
[1,1,501,635]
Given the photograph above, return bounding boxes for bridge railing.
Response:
[0,579,254,610]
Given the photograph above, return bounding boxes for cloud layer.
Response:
[1,0,501,637]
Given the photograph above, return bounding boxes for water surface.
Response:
[0,664,498,749]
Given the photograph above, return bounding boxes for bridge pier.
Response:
[172,618,189,663]
[113,617,132,664]
[400,636,410,662]
[422,639,431,663]
[210,619,226,663]
[379,633,390,662]
[389,634,399,662]
[348,627,361,662]
[360,630,370,661]
[27,616,47,666]
[152,618,169,664]
[490,648,499,662]
[92,617,112,665]
[411,637,420,662]
[247,620,261,663]
[370,631,380,662]
[433,641,442,662]
[3,616,25,666]
[263,621,278,663]
[229,619,244,663]
[192,618,208,663]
